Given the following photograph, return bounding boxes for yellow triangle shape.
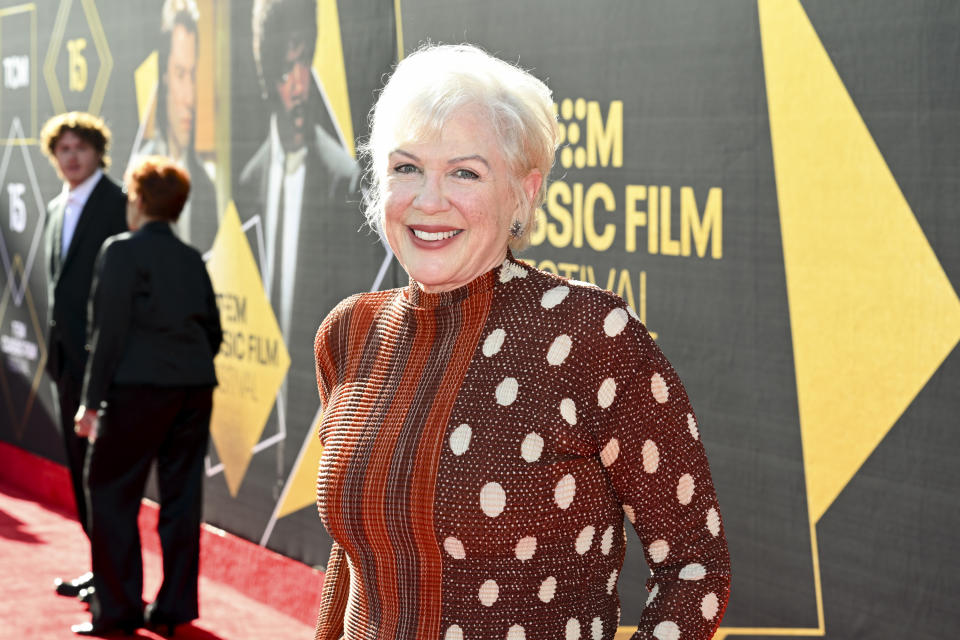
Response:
[759,0,960,523]
[313,0,354,157]
[206,202,291,495]
[276,410,324,519]
[134,51,157,137]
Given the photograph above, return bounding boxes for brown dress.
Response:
[314,256,730,640]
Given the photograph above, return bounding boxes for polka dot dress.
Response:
[314,256,730,640]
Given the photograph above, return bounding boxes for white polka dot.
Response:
[600,525,614,555]
[701,592,720,619]
[687,413,700,440]
[600,438,620,467]
[648,539,669,563]
[496,377,518,406]
[560,398,577,425]
[591,617,603,640]
[547,334,572,366]
[623,504,636,523]
[642,439,660,473]
[651,372,669,403]
[520,432,544,463]
[480,482,506,518]
[554,474,576,510]
[606,569,618,594]
[483,329,506,356]
[646,583,660,606]
[445,625,464,640]
[603,308,628,337]
[677,473,695,505]
[653,621,680,640]
[680,563,706,581]
[575,525,595,555]
[443,536,465,559]
[500,260,527,283]
[538,576,557,603]
[707,507,721,537]
[541,285,570,309]
[515,536,537,561]
[597,378,616,408]
[506,624,526,640]
[479,579,499,606]
[565,618,581,640]
[449,424,472,456]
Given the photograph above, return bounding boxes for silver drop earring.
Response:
[509,220,523,238]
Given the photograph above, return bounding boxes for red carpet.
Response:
[0,443,321,639]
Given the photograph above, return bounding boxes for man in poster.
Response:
[138,0,218,252]
[40,112,127,600]
[237,0,381,465]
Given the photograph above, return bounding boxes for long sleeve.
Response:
[200,266,223,358]
[314,542,350,640]
[81,240,136,410]
[595,321,730,639]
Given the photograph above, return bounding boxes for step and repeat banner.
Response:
[1,1,957,638]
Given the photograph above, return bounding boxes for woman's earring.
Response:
[509,220,523,238]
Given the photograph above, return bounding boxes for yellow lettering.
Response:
[587,101,623,167]
[583,182,616,251]
[546,181,572,248]
[67,38,87,91]
[624,185,647,253]
[660,186,680,256]
[681,187,723,259]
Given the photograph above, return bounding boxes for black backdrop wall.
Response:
[1,2,957,638]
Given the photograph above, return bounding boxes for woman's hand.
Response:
[73,406,99,442]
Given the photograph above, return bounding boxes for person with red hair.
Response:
[71,156,222,636]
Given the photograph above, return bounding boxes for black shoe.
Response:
[70,620,138,636]
[144,603,183,637]
[55,572,94,597]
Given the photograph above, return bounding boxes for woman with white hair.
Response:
[313,43,730,640]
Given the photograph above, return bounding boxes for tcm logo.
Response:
[2,55,29,90]
[555,98,623,169]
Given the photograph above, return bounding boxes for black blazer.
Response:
[44,174,128,382]
[80,221,222,410]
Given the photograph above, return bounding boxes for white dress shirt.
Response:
[265,114,307,340]
[60,169,103,257]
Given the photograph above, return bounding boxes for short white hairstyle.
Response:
[362,43,560,250]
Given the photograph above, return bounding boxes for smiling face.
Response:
[384,105,542,293]
[53,130,101,189]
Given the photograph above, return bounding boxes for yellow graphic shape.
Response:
[206,202,291,496]
[133,51,157,135]
[42,0,113,115]
[276,410,324,519]
[760,0,960,524]
[0,256,47,439]
[313,0,354,157]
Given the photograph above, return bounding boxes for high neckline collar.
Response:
[405,252,523,310]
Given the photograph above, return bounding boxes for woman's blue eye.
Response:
[393,163,419,174]
[454,168,479,179]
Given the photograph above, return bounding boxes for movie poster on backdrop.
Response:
[202,0,398,566]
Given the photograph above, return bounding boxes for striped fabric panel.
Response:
[316,276,494,639]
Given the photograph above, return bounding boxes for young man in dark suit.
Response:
[40,111,127,601]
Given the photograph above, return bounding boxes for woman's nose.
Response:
[413,176,448,214]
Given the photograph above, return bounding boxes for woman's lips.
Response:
[408,226,463,248]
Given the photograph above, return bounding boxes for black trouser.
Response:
[85,385,213,626]
[52,373,90,537]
